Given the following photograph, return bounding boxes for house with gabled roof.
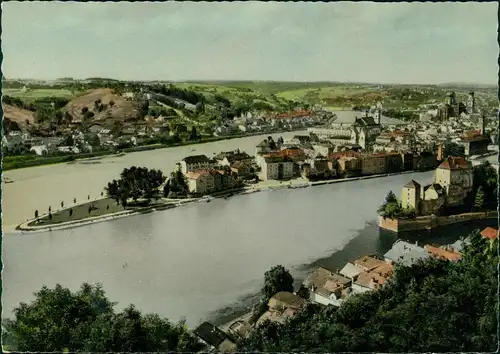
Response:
[185,169,215,195]
[256,292,306,326]
[179,154,216,174]
[193,322,236,353]
[384,240,431,267]
[302,267,352,307]
[434,156,473,207]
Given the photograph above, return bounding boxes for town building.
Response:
[360,153,387,175]
[401,156,473,215]
[215,149,253,166]
[423,244,462,262]
[179,155,216,174]
[185,170,215,195]
[193,322,237,353]
[256,292,306,326]
[307,111,382,150]
[420,183,446,215]
[260,155,294,180]
[401,179,421,211]
[434,156,473,207]
[384,240,431,267]
[350,256,394,294]
[461,135,490,156]
[302,267,352,307]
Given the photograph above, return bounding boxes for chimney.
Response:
[376,110,381,125]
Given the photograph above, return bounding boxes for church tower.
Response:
[467,92,475,114]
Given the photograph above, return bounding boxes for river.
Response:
[2,132,493,328]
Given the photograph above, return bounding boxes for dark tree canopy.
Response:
[472,161,498,208]
[105,166,166,205]
[3,283,205,352]
[164,170,189,198]
[261,265,294,301]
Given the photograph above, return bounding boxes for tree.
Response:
[69,209,73,217]
[474,186,485,210]
[61,201,64,208]
[109,100,115,107]
[472,161,498,208]
[164,170,189,198]
[34,210,38,218]
[189,126,198,141]
[195,101,204,113]
[105,167,166,205]
[377,190,400,217]
[261,265,294,301]
[3,283,205,352]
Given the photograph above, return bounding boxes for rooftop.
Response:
[353,255,385,272]
[424,245,462,262]
[185,170,212,179]
[182,154,210,164]
[193,322,229,348]
[480,227,498,240]
[383,240,431,267]
[403,179,421,189]
[269,291,306,310]
[303,267,351,297]
[340,262,363,279]
[438,156,471,170]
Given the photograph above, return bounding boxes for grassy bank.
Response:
[3,130,297,171]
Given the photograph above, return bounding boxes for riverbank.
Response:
[378,211,499,233]
[15,187,248,233]
[2,129,300,172]
[15,170,423,233]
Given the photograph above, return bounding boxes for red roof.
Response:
[480,227,498,240]
[438,156,470,170]
[329,150,361,159]
[274,111,314,120]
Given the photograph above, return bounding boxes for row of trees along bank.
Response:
[3,230,496,352]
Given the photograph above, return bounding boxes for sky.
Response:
[2,1,498,84]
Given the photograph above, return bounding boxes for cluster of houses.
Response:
[175,150,256,196]
[401,156,474,216]
[213,110,328,137]
[253,133,438,182]
[194,226,498,351]
[2,131,92,156]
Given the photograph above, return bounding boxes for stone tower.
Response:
[467,91,475,114]
[401,180,421,215]
[375,109,381,125]
[480,113,486,135]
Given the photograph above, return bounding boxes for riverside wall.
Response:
[378,211,499,233]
